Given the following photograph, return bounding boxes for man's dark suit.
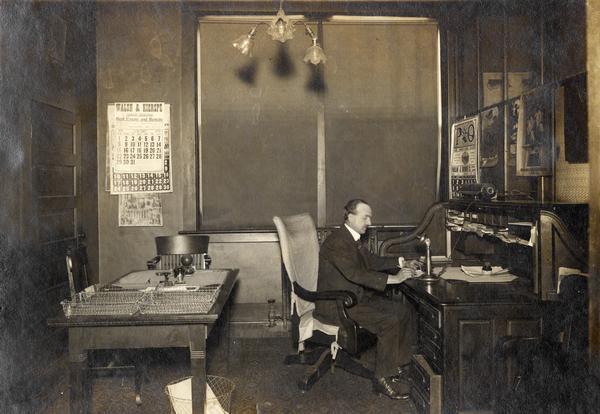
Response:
[314,225,416,378]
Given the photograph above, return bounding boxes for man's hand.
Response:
[387,268,416,285]
[404,259,424,270]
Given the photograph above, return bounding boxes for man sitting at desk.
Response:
[314,199,418,400]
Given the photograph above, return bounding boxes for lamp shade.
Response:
[303,43,326,65]
[233,26,257,57]
[232,34,254,56]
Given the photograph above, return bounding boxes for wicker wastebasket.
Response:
[165,375,235,414]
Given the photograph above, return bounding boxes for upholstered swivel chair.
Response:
[496,274,596,413]
[146,235,210,271]
[273,214,377,391]
[66,245,143,405]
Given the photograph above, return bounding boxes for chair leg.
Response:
[285,346,330,366]
[298,348,333,392]
[333,352,373,379]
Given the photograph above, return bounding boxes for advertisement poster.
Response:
[479,105,505,192]
[517,90,553,176]
[118,193,163,227]
[450,116,479,199]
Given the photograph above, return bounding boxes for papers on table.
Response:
[437,266,518,283]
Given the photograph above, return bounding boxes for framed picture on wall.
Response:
[516,89,553,176]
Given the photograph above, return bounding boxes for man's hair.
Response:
[344,198,369,221]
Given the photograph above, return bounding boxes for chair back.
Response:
[66,245,89,299]
[273,214,320,319]
[154,235,209,270]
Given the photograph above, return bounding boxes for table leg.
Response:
[189,325,207,414]
[223,301,231,373]
[68,347,89,414]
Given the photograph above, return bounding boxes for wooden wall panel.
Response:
[587,0,600,368]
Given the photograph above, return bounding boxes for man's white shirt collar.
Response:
[345,223,404,267]
[344,224,361,241]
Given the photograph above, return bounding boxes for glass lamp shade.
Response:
[232,33,255,57]
[267,8,295,43]
[303,42,326,65]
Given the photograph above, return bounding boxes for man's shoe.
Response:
[390,363,411,383]
[373,377,410,400]
[397,363,411,375]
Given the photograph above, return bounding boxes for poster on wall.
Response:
[108,102,172,194]
[480,106,502,169]
[482,72,503,108]
[507,97,522,167]
[516,89,553,176]
[449,116,479,199]
[118,193,163,227]
[480,105,505,193]
[508,72,535,99]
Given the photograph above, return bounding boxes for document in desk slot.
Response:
[61,285,221,317]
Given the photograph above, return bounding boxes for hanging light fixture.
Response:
[266,6,295,43]
[232,26,258,57]
[231,0,326,65]
[302,24,326,65]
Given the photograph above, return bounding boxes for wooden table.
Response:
[48,268,238,414]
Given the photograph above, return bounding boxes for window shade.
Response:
[200,21,319,229]
[323,20,439,225]
[198,18,440,229]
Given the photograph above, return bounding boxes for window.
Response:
[198,17,440,229]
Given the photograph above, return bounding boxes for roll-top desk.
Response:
[383,201,588,414]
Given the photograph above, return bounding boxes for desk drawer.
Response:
[410,383,430,414]
[410,354,442,414]
[421,340,442,373]
[420,319,442,348]
[418,300,441,330]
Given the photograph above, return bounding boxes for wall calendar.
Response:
[449,116,479,199]
[107,102,172,194]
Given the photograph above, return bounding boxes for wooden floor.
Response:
[31,335,417,414]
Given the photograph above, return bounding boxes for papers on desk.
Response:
[460,265,510,277]
[141,285,202,292]
[438,266,518,283]
[118,269,166,286]
[114,269,228,290]
[557,267,588,293]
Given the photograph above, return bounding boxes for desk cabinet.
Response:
[401,279,543,414]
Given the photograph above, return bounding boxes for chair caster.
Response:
[135,394,142,405]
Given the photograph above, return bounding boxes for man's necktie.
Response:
[356,240,368,268]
